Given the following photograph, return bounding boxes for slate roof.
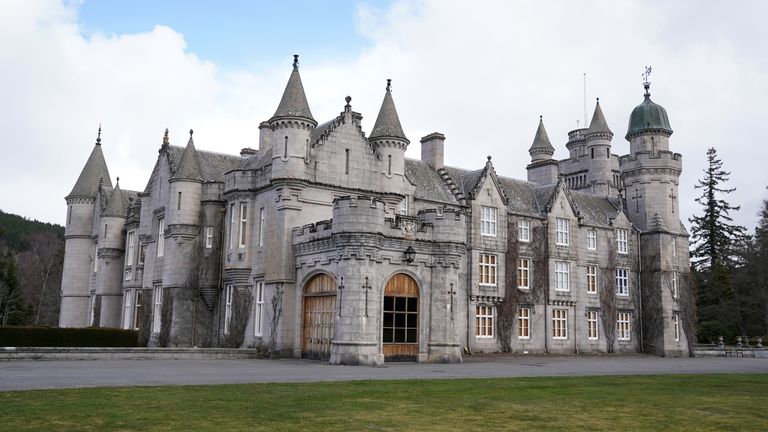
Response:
[587,99,613,136]
[172,135,203,181]
[369,82,408,142]
[68,142,112,198]
[404,159,458,205]
[569,190,621,227]
[167,146,243,182]
[241,147,273,171]
[102,184,139,217]
[271,59,315,122]
[528,117,555,154]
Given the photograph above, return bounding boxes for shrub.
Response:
[0,326,139,347]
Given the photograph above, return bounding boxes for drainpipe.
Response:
[637,230,643,353]
[543,220,549,354]
[465,208,473,353]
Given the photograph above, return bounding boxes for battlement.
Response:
[619,150,682,172]
[292,219,333,244]
[224,167,271,193]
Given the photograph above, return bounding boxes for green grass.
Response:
[1,374,767,431]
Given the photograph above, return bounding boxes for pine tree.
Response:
[689,147,746,270]
[733,195,768,336]
[689,148,747,342]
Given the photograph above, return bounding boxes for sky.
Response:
[1,0,767,234]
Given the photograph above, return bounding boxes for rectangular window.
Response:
[123,290,132,330]
[480,206,497,236]
[88,294,95,326]
[671,272,678,299]
[125,231,136,270]
[517,307,530,339]
[517,258,530,290]
[478,254,497,287]
[205,226,214,248]
[587,229,597,250]
[224,285,234,335]
[239,203,248,248]
[177,191,182,210]
[258,208,265,247]
[672,237,677,258]
[587,310,599,340]
[475,305,494,338]
[399,197,408,216]
[673,313,680,342]
[228,203,235,249]
[132,290,142,331]
[138,244,145,265]
[152,285,163,334]
[617,312,631,341]
[383,295,418,343]
[586,265,598,294]
[93,245,98,273]
[67,205,72,226]
[552,309,568,339]
[518,219,530,242]
[254,281,264,337]
[556,218,569,246]
[156,218,165,258]
[555,261,570,291]
[616,268,629,296]
[617,229,628,254]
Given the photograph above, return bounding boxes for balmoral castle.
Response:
[60,56,690,364]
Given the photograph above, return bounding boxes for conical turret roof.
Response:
[67,128,112,199]
[172,130,203,181]
[586,99,613,136]
[528,116,555,157]
[626,83,672,139]
[271,55,315,123]
[369,79,409,143]
[103,182,126,217]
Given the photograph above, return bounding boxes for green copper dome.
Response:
[626,92,672,140]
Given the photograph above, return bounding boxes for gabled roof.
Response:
[171,132,203,181]
[369,80,408,143]
[586,99,613,137]
[404,159,459,205]
[568,190,621,228]
[167,146,242,182]
[68,139,112,199]
[271,55,315,123]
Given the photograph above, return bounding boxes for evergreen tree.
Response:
[688,148,746,342]
[733,195,768,337]
[0,251,27,326]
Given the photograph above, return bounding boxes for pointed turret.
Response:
[271,55,315,123]
[172,130,202,181]
[369,79,409,143]
[528,116,555,162]
[586,98,613,137]
[68,126,112,199]
[103,180,126,218]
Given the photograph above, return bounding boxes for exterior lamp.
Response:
[404,246,416,263]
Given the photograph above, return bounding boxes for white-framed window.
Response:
[617,229,628,254]
[518,219,530,242]
[88,294,95,326]
[258,208,265,247]
[132,290,142,331]
[125,230,136,269]
[671,272,678,299]
[228,203,236,249]
[555,261,570,291]
[672,237,677,258]
[552,309,568,339]
[475,305,494,338]
[617,312,631,341]
[205,226,213,249]
[616,268,629,296]
[587,310,599,340]
[224,285,234,335]
[673,313,680,342]
[478,254,497,287]
[480,206,497,237]
[517,258,530,290]
[123,290,133,330]
[254,281,265,337]
[399,197,409,216]
[156,218,165,257]
[517,307,530,339]
[586,265,598,294]
[587,229,597,250]
[93,245,98,273]
[239,202,248,248]
[152,285,163,334]
[556,218,569,246]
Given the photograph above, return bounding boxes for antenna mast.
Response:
[583,72,587,128]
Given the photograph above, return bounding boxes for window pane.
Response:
[406,313,417,327]
[384,296,394,311]
[383,328,393,343]
[407,297,417,312]
[395,313,405,327]
[406,328,417,343]
[395,328,406,342]
[383,311,393,327]
[396,297,406,311]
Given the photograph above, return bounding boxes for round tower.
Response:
[60,128,112,328]
[369,79,410,200]
[270,55,317,179]
[584,98,614,194]
[95,181,127,328]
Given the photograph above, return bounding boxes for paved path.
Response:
[1,355,765,391]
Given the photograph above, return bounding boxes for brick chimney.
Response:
[420,132,445,169]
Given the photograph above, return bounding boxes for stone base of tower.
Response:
[427,342,463,363]
[329,341,383,366]
[59,295,90,328]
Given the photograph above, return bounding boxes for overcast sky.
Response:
[1,0,767,233]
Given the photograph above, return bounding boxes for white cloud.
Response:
[1,0,766,233]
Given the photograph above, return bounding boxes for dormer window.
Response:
[480,207,497,237]
[556,218,569,246]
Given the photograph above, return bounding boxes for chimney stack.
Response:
[258,121,271,153]
[420,132,445,169]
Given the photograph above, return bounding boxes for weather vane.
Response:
[643,66,652,95]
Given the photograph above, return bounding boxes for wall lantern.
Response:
[404,246,416,263]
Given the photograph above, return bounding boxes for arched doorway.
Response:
[302,273,336,360]
[382,273,419,362]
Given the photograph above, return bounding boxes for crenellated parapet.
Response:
[619,150,682,181]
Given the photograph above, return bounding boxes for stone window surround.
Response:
[556,218,569,246]
[517,307,530,339]
[552,309,568,339]
[517,257,531,290]
[616,267,629,296]
[480,206,497,237]
[587,310,599,340]
[555,260,570,291]
[586,265,598,294]
[518,219,530,242]
[617,228,629,254]
[478,253,497,287]
[475,304,494,338]
[617,311,631,341]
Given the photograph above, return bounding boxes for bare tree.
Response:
[17,232,63,326]
[137,289,153,346]
[600,239,617,353]
[222,289,253,348]
[496,218,520,352]
[267,283,284,358]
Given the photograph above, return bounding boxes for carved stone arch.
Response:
[381,272,420,362]
[301,272,337,361]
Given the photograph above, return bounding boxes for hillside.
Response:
[0,210,64,252]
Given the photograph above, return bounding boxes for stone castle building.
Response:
[60,56,690,364]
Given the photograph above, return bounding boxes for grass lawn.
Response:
[1,374,766,431]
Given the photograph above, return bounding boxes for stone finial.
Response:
[345,95,352,107]
[189,129,194,137]
[162,128,169,145]
[96,124,102,145]
[293,54,299,68]
[386,78,392,92]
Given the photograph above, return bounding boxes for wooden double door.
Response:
[382,273,419,362]
[302,274,337,360]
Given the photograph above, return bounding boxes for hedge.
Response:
[0,327,140,347]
